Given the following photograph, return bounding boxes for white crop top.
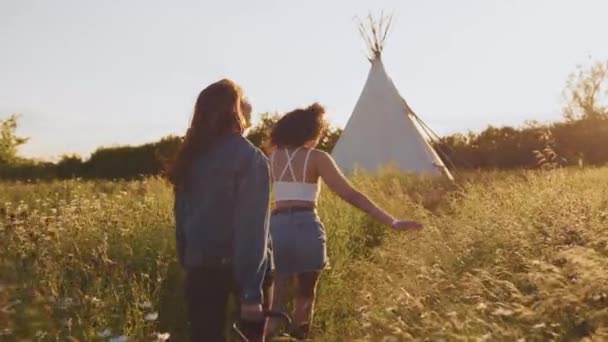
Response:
[271,147,320,203]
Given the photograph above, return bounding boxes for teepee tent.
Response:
[331,14,454,180]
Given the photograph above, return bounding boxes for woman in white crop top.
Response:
[266,103,423,339]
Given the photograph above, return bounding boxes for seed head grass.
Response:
[0,167,606,340]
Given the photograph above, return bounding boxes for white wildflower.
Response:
[57,297,74,309]
[98,329,112,338]
[475,302,487,310]
[491,308,514,316]
[155,332,170,341]
[480,333,492,341]
[144,312,159,321]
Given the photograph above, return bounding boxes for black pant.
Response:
[184,265,273,342]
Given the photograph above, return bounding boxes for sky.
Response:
[1,0,607,159]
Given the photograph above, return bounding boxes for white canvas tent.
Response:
[331,15,454,180]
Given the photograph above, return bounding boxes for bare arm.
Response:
[316,151,395,225]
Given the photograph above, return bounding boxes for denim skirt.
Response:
[270,210,328,275]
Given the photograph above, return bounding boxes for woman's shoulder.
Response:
[233,136,267,158]
[307,149,334,169]
[309,148,330,159]
[226,136,269,173]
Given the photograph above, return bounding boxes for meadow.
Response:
[1,167,607,341]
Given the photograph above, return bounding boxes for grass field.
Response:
[1,167,607,341]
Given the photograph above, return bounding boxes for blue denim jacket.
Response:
[174,134,271,304]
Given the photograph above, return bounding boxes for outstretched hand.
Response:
[391,220,423,231]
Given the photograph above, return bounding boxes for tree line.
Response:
[436,60,608,170]
[0,113,342,181]
[1,60,606,180]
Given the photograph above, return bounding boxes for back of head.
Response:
[270,103,327,149]
[167,79,251,189]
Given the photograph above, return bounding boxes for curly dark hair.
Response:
[270,103,327,148]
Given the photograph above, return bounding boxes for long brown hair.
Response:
[168,79,249,189]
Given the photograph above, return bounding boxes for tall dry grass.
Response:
[0,167,606,341]
[330,168,608,341]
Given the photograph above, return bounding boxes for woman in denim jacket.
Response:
[169,79,272,341]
